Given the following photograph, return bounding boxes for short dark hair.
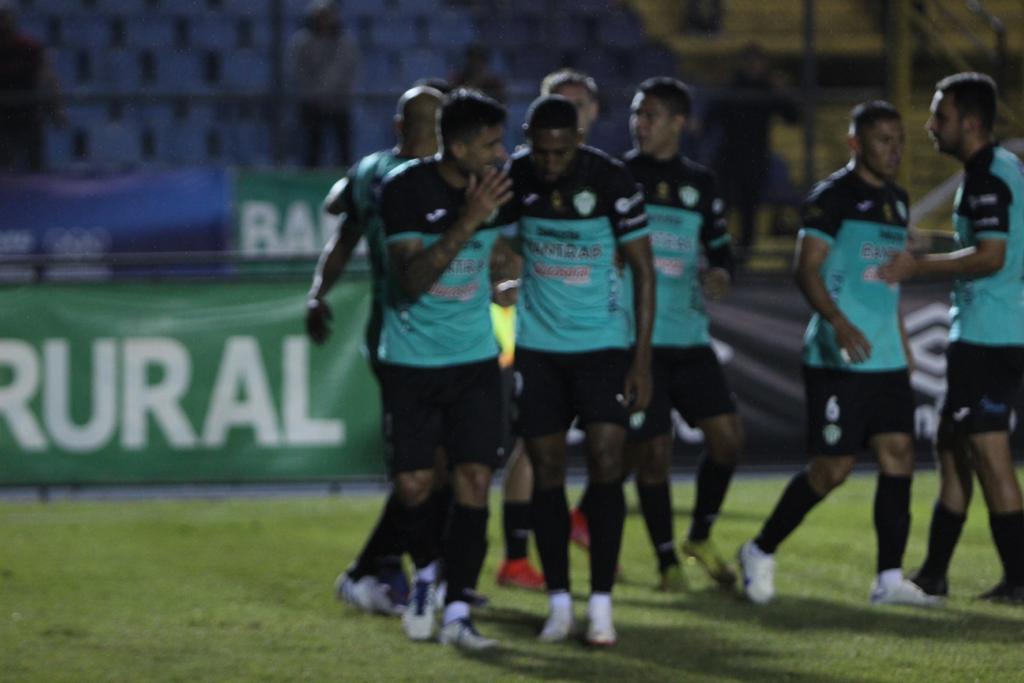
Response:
[936,72,997,132]
[540,68,599,101]
[439,88,506,147]
[849,100,901,136]
[525,95,578,131]
[637,77,692,117]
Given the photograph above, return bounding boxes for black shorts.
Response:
[942,341,1024,434]
[514,347,630,438]
[629,345,737,442]
[378,358,503,475]
[803,366,913,455]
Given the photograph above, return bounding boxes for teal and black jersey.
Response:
[623,150,731,348]
[800,164,910,372]
[378,158,501,368]
[506,146,650,353]
[332,149,417,356]
[949,144,1024,346]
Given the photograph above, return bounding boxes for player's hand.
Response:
[832,315,871,364]
[878,250,917,284]
[306,297,332,345]
[701,267,731,301]
[621,358,653,413]
[462,167,513,228]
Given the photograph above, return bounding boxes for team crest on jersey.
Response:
[573,189,597,216]
[679,185,700,207]
[551,191,565,212]
[822,424,842,445]
[895,199,908,221]
[656,181,671,201]
[882,202,894,223]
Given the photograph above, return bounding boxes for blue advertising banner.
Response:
[0,169,231,278]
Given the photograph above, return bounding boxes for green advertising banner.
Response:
[0,280,384,485]
[233,169,342,257]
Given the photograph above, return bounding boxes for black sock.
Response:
[586,481,626,593]
[531,486,570,592]
[637,481,678,571]
[443,504,489,606]
[351,492,404,579]
[577,484,593,516]
[397,497,438,572]
[688,456,736,541]
[503,501,531,561]
[989,510,1024,585]
[433,484,454,554]
[754,471,824,554]
[918,501,967,579]
[874,474,912,573]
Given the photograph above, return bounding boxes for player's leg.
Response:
[497,440,545,590]
[437,360,503,650]
[868,431,939,606]
[630,433,685,590]
[515,348,575,640]
[683,413,741,587]
[969,430,1024,602]
[739,367,857,604]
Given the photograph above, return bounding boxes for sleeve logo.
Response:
[573,189,597,216]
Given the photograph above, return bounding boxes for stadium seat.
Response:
[400,48,446,86]
[370,17,418,49]
[597,11,646,48]
[57,15,107,47]
[124,17,175,48]
[356,48,403,90]
[94,47,141,91]
[189,18,237,49]
[351,99,395,159]
[424,10,475,46]
[222,49,272,91]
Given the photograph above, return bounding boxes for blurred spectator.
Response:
[705,43,799,260]
[685,0,723,34]
[450,43,506,103]
[0,0,64,172]
[540,68,599,140]
[287,0,359,168]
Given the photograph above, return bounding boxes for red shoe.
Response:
[496,558,546,590]
[570,507,591,550]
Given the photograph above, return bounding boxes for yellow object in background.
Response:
[491,303,516,368]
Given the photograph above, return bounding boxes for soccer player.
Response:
[737,101,939,607]
[378,89,512,649]
[623,77,740,591]
[496,68,602,589]
[508,95,655,644]
[306,85,442,615]
[879,73,1024,603]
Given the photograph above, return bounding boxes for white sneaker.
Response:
[585,601,616,646]
[439,617,498,651]
[738,541,776,604]
[336,572,392,614]
[402,579,437,641]
[538,605,576,642]
[870,578,943,607]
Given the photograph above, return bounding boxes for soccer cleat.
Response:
[537,606,576,642]
[376,564,411,615]
[585,601,616,647]
[978,580,1024,604]
[908,569,949,597]
[402,579,437,641]
[496,558,546,591]
[870,578,943,607]
[738,541,775,604]
[439,617,499,650]
[570,507,591,550]
[682,538,738,588]
[336,571,394,615]
[658,564,688,592]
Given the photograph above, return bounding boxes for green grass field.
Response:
[2,471,1022,682]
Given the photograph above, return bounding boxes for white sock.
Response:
[443,600,470,626]
[878,568,904,589]
[588,592,612,613]
[750,541,771,558]
[548,590,572,613]
[415,561,438,585]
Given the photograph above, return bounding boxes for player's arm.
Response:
[794,232,872,363]
[390,167,512,297]
[699,177,734,301]
[881,176,1011,283]
[306,177,361,344]
[621,236,655,412]
[899,313,914,376]
[490,236,522,307]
